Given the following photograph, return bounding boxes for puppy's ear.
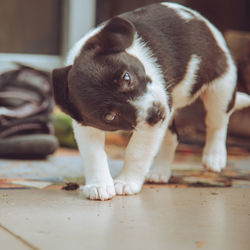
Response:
[52,66,82,122]
[98,17,135,52]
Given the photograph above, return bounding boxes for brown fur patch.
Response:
[52,66,83,122]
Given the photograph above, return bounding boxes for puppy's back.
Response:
[122,3,232,95]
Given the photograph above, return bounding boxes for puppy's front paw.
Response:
[146,169,171,183]
[202,147,227,172]
[80,183,115,201]
[114,180,141,195]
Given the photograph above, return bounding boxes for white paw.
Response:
[114,180,141,195]
[80,183,115,201]
[146,170,171,183]
[202,147,227,172]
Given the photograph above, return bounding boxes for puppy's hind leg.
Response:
[146,119,178,183]
[201,67,237,172]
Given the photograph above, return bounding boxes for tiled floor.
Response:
[0,188,249,250]
[0,147,249,250]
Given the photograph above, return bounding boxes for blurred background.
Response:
[0,0,249,69]
[0,0,250,159]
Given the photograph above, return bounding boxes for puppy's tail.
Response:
[233,92,250,112]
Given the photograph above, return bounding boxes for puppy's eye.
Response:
[104,112,116,122]
[123,72,131,83]
[119,72,133,92]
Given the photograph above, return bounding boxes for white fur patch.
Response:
[202,111,228,173]
[161,2,195,22]
[172,54,201,109]
[201,64,236,172]
[126,34,170,125]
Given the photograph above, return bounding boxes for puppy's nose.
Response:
[146,102,166,126]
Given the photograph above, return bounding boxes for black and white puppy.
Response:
[52,2,250,200]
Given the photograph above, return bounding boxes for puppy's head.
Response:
[52,17,150,131]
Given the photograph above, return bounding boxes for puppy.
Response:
[52,2,250,200]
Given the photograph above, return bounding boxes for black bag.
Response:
[0,64,58,158]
